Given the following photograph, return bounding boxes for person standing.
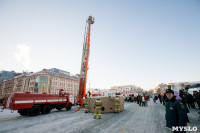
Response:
[94,98,102,119]
[179,90,190,123]
[152,94,155,103]
[136,95,139,104]
[158,94,162,104]
[184,92,190,109]
[110,95,120,113]
[154,95,158,104]
[84,97,89,113]
[138,95,142,106]
[141,95,145,107]
[87,91,91,97]
[144,94,148,107]
[193,91,200,109]
[165,89,187,133]
[188,92,195,109]
[163,93,167,105]
[134,96,137,103]
[198,92,200,109]
[174,91,182,101]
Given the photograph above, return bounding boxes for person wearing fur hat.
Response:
[165,89,187,133]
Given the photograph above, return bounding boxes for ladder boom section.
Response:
[76,16,94,111]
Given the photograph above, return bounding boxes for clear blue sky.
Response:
[0,0,199,90]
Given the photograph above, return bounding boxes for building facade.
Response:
[0,69,80,100]
[154,83,168,94]
[0,70,21,81]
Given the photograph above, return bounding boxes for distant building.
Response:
[0,70,21,81]
[154,83,168,94]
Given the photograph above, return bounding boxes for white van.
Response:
[188,88,200,95]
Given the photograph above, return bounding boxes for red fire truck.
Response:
[2,90,72,116]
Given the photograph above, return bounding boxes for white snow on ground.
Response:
[0,100,199,133]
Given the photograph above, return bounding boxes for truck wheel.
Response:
[18,109,28,116]
[42,105,51,114]
[56,105,63,111]
[29,107,40,116]
[66,103,72,111]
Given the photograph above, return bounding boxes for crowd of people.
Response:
[152,90,200,110]
[124,94,150,107]
[124,90,200,110]
[136,94,150,107]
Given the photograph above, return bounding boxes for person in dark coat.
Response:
[184,93,190,108]
[134,96,137,103]
[165,89,187,133]
[179,90,190,123]
[188,93,195,109]
[136,95,139,104]
[193,91,200,109]
[144,95,148,107]
[128,96,132,102]
[163,93,167,105]
[158,94,162,104]
[138,95,142,106]
[185,92,195,109]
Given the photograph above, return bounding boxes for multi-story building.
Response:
[0,70,21,81]
[154,83,168,94]
[0,69,80,101]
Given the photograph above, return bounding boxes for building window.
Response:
[34,76,48,93]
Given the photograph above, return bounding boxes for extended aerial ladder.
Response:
[75,16,94,112]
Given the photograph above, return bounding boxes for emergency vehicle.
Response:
[2,89,72,116]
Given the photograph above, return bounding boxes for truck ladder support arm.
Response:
[75,16,94,112]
